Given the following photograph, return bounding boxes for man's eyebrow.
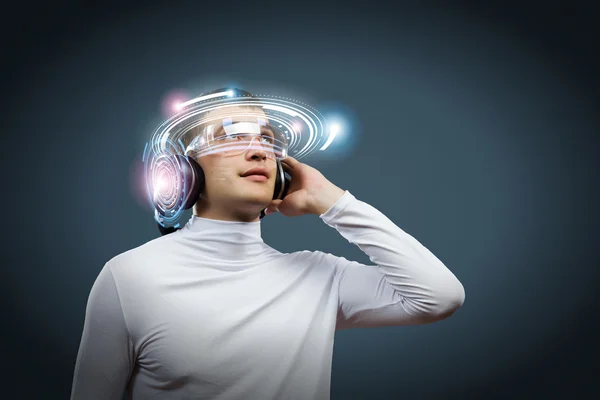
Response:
[261,126,275,136]
[211,124,225,136]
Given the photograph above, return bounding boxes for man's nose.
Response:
[247,149,267,160]
[245,136,268,160]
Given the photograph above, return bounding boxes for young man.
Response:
[71,103,465,399]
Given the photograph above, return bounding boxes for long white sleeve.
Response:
[319,191,465,330]
[71,264,135,399]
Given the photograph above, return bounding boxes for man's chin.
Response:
[233,191,272,208]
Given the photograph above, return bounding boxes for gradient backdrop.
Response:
[2,1,599,399]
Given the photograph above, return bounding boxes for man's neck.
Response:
[193,206,261,223]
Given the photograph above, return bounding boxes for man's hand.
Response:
[265,156,346,217]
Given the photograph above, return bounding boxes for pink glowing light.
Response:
[161,90,190,116]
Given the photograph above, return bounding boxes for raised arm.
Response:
[266,156,465,330]
[319,191,466,330]
[71,264,135,399]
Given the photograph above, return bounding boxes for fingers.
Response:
[281,156,300,168]
[281,162,293,175]
[265,199,283,215]
[281,156,299,177]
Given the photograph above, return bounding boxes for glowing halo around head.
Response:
[147,89,334,160]
[142,88,338,227]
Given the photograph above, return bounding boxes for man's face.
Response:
[192,105,279,213]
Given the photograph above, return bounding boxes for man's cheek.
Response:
[208,166,235,181]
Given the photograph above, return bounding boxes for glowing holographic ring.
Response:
[143,88,334,227]
[147,89,332,160]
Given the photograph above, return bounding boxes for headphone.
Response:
[155,154,291,236]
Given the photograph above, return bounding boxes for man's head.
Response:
[183,102,283,222]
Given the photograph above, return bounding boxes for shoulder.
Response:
[108,233,172,264]
[281,249,352,270]
[103,232,180,284]
[273,250,354,289]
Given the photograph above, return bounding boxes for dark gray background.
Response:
[2,1,598,399]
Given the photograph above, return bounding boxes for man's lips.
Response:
[240,167,270,179]
[242,175,268,182]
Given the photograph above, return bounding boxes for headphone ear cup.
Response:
[260,160,290,220]
[281,171,291,199]
[273,161,283,200]
[273,159,291,200]
[175,154,205,210]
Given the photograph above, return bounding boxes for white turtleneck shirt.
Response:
[71,191,465,400]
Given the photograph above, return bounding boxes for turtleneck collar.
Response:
[176,214,275,265]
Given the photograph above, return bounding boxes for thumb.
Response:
[265,199,283,215]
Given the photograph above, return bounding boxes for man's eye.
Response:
[218,133,244,140]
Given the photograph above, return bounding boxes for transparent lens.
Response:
[212,134,284,157]
[189,120,288,160]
